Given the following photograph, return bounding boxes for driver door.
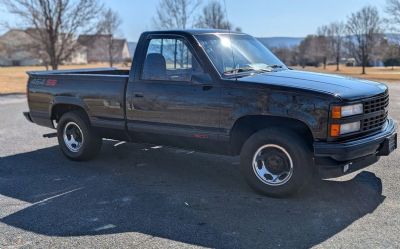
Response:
[126,36,223,148]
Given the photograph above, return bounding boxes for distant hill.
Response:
[257,34,400,49]
[384,33,400,43]
[128,38,303,54]
[257,37,304,48]
[128,34,399,55]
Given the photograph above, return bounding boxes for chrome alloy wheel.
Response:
[252,144,294,186]
[63,122,84,153]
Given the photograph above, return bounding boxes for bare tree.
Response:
[298,35,318,67]
[98,8,122,67]
[153,0,201,29]
[196,1,231,29]
[271,46,298,66]
[383,42,400,69]
[386,0,400,32]
[298,35,328,68]
[385,0,400,61]
[316,26,330,69]
[1,0,103,70]
[346,6,382,74]
[321,22,346,71]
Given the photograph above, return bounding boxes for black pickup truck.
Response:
[24,30,397,197]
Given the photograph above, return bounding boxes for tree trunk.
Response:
[48,33,59,70]
[51,61,58,70]
[361,49,366,75]
[336,55,340,71]
[109,38,114,67]
[109,50,113,67]
[49,50,58,70]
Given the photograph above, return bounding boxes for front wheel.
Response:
[57,110,102,161]
[240,128,314,197]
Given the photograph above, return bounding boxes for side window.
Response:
[142,38,203,81]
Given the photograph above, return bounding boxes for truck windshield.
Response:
[195,34,287,77]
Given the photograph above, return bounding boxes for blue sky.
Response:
[0,0,389,41]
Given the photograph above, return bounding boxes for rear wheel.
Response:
[57,110,102,161]
[240,128,313,197]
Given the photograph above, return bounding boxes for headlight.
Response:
[340,121,361,134]
[332,104,363,118]
[330,121,361,137]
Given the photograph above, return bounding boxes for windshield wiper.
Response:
[224,67,256,75]
[224,67,272,75]
[268,65,284,69]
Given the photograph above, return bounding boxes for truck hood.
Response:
[238,70,388,101]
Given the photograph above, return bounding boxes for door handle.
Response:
[202,85,213,91]
[134,93,144,98]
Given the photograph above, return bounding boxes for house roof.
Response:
[77,34,127,50]
[77,34,112,46]
[0,29,35,46]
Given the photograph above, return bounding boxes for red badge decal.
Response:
[46,79,57,86]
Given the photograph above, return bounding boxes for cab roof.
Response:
[143,29,246,36]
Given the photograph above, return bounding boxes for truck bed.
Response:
[27,68,129,131]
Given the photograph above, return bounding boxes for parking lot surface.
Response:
[1,85,400,248]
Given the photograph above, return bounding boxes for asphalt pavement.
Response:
[0,85,400,249]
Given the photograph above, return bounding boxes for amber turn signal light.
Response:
[332,106,341,119]
[330,124,340,137]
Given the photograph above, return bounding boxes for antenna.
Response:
[222,0,237,79]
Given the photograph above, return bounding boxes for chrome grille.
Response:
[362,112,388,131]
[361,93,389,133]
[364,93,389,114]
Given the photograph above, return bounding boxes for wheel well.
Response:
[230,115,314,155]
[51,104,87,123]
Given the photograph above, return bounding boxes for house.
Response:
[0,29,43,66]
[0,28,131,66]
[77,34,131,64]
[65,46,88,65]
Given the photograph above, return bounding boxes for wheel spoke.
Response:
[70,136,78,147]
[278,171,289,179]
[256,161,277,181]
[255,161,268,178]
[271,174,280,182]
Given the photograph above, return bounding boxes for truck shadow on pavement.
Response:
[0,141,385,249]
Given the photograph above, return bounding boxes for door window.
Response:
[142,38,203,81]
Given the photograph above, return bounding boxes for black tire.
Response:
[57,110,102,161]
[240,128,314,197]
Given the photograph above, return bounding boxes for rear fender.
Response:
[50,96,90,121]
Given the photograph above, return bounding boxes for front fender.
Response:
[222,88,331,140]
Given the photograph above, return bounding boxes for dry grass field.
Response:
[0,64,399,94]
[0,64,128,94]
[294,65,400,83]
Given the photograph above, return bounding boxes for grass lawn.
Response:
[0,64,399,94]
[0,64,127,94]
[294,65,400,83]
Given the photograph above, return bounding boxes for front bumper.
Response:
[314,118,397,178]
[314,118,397,161]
